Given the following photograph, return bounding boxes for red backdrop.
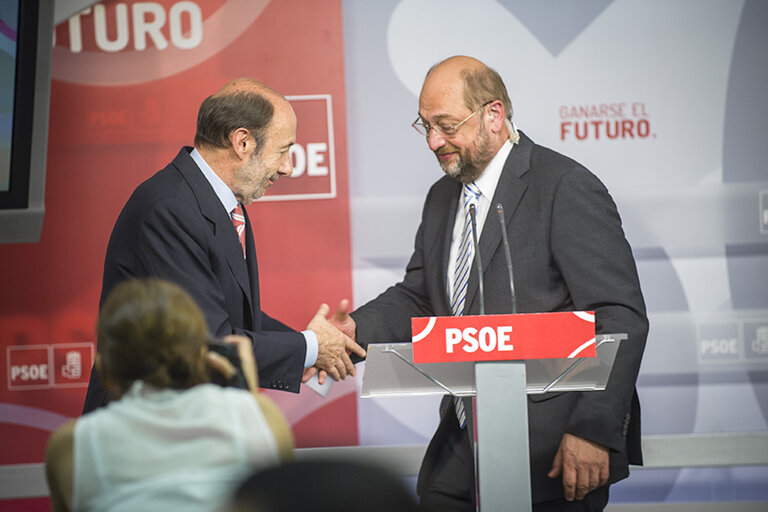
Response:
[0,1,357,492]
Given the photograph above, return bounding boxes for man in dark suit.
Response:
[83,78,365,412]
[335,56,648,510]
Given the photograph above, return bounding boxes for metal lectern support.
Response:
[360,334,627,512]
[475,361,531,512]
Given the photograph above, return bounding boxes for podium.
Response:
[361,322,626,512]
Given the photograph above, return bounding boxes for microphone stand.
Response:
[496,203,517,314]
[469,204,484,315]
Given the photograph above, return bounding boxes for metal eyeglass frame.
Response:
[412,101,493,137]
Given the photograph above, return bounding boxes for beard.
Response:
[232,151,272,204]
[436,119,496,184]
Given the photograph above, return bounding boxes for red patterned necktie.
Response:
[231,204,246,257]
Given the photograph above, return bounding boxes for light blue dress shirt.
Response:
[190,148,318,368]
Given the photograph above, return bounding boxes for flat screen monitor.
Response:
[0,0,53,243]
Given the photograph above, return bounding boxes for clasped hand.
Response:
[303,299,364,384]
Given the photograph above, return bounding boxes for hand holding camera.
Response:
[206,335,255,390]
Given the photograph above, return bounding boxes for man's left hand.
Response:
[547,433,609,501]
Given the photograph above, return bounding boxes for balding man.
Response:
[339,56,648,510]
[83,78,364,412]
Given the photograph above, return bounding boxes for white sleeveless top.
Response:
[73,382,280,512]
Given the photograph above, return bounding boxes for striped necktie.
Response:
[231,204,246,257]
[451,182,480,428]
[451,182,481,316]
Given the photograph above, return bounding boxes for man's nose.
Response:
[280,152,293,177]
[427,128,446,152]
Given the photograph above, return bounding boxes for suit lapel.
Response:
[172,149,254,308]
[242,205,261,317]
[464,135,532,314]
[439,181,462,313]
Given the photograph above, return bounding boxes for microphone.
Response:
[469,204,485,315]
[496,203,517,314]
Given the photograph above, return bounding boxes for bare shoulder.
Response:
[254,394,295,461]
[45,419,76,512]
[46,420,75,460]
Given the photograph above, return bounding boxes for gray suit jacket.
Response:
[352,132,648,502]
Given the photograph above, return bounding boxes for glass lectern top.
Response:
[360,334,626,398]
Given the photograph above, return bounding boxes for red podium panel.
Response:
[411,311,596,364]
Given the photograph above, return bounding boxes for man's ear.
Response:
[487,100,506,134]
[229,128,253,160]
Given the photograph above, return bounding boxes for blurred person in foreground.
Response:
[46,278,294,512]
[227,459,418,512]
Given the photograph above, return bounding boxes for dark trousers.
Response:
[533,486,610,511]
[418,405,476,512]
[418,407,610,512]
[420,480,609,512]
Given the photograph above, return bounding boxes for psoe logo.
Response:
[52,344,94,388]
[7,345,50,390]
[261,95,337,202]
[7,343,94,390]
[753,326,768,355]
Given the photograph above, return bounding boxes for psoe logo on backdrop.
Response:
[261,95,337,202]
[559,102,654,141]
[7,346,50,390]
[52,344,94,388]
[7,343,93,390]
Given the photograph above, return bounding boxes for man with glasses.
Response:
[336,56,648,511]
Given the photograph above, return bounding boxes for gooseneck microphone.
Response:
[496,203,517,314]
[469,204,485,315]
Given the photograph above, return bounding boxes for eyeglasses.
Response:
[411,101,492,137]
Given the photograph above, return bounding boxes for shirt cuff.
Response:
[302,330,318,368]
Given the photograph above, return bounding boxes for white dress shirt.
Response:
[447,140,514,300]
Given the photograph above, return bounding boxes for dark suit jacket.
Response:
[351,133,648,502]
[83,147,305,412]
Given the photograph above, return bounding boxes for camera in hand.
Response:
[207,336,248,390]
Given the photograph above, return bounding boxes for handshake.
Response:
[302,299,364,385]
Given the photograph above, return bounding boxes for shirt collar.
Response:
[190,147,239,214]
[474,140,513,201]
